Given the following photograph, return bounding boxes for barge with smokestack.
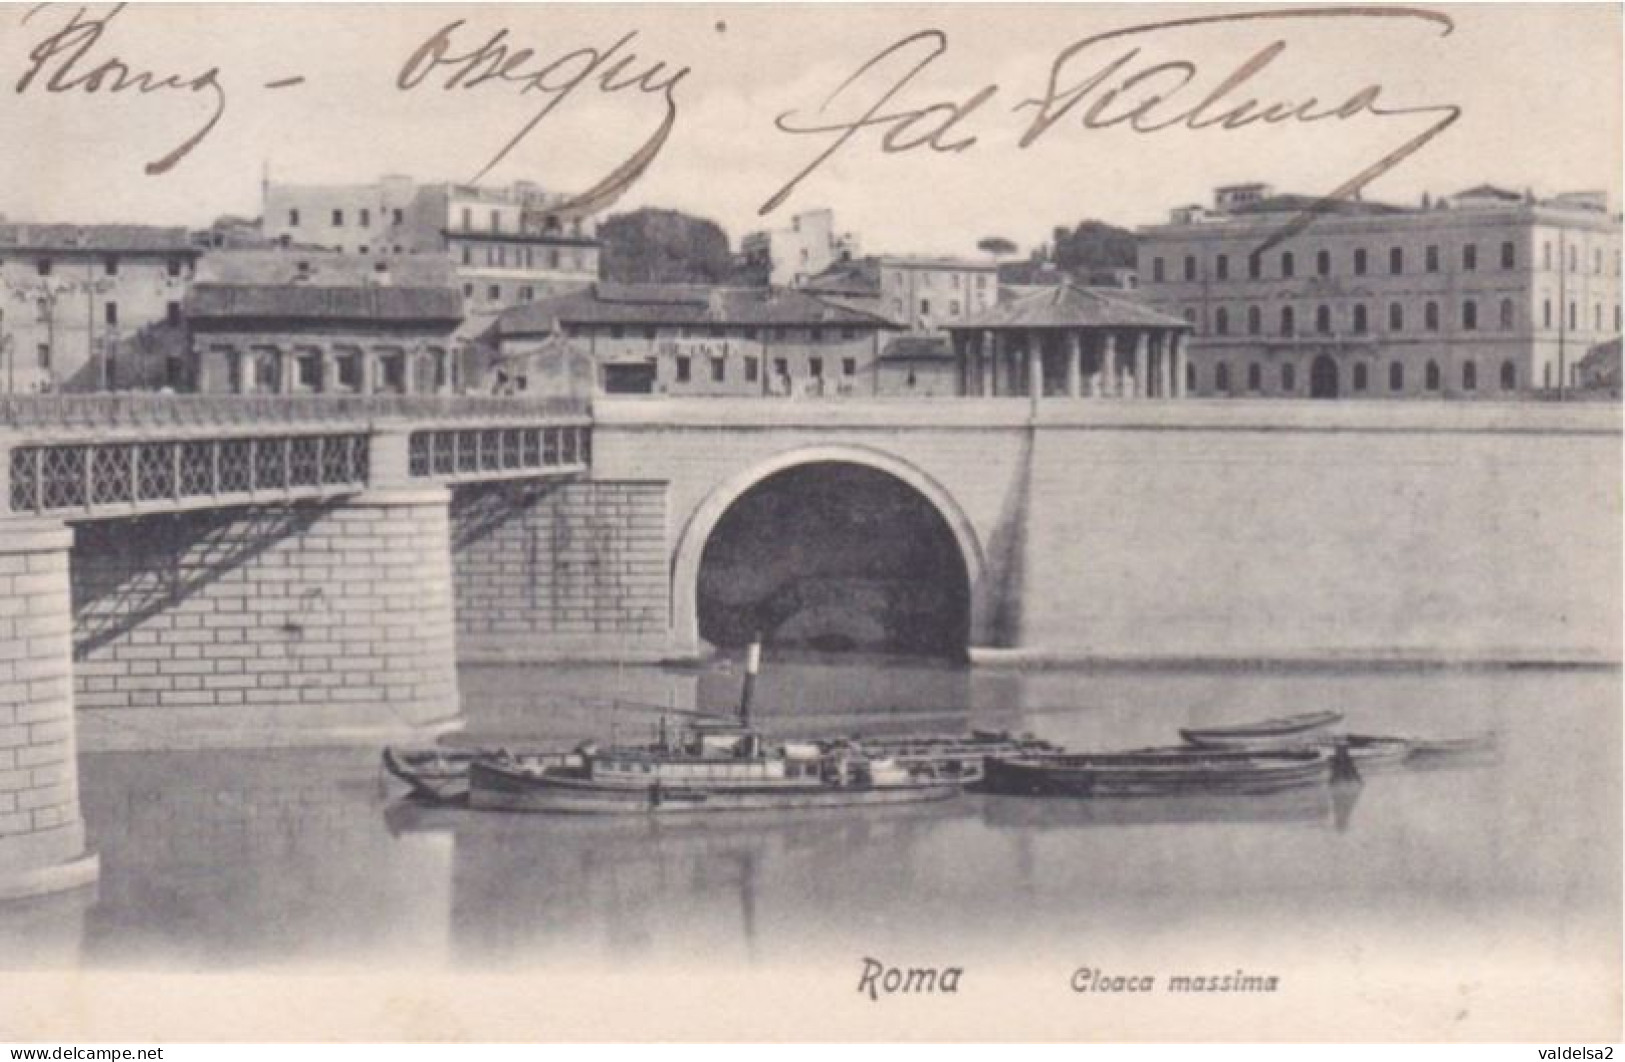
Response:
[465,639,962,814]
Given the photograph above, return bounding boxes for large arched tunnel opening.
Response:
[695,461,971,659]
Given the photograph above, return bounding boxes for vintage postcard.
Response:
[0,0,1619,1044]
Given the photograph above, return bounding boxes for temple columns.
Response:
[1028,334,1044,399]
[1066,332,1082,398]
[1157,333,1173,398]
[1172,331,1189,398]
[980,331,995,397]
[1133,332,1149,399]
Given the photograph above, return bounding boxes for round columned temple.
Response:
[945,282,1193,398]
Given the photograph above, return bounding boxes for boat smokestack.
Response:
[739,637,761,727]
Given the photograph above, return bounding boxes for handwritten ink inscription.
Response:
[766,7,1463,248]
[14,3,228,176]
[7,3,1464,244]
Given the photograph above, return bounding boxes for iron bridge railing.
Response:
[2,395,593,518]
[407,423,591,482]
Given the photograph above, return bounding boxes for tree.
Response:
[976,236,1019,260]
[599,208,734,284]
[1051,220,1137,274]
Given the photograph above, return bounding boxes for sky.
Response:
[0,2,1618,258]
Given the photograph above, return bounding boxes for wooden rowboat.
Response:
[1178,711,1344,749]
[1403,731,1500,763]
[983,747,1345,798]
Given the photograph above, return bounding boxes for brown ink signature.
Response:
[396,18,689,218]
[764,6,1462,251]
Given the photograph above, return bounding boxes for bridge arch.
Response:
[670,444,989,657]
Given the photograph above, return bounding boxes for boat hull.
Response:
[983,749,1336,798]
[382,747,581,804]
[1178,711,1344,749]
[468,761,961,815]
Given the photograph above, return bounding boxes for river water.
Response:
[1,655,1618,1036]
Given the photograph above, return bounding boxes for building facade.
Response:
[741,209,862,288]
[0,224,198,392]
[877,257,1000,334]
[262,175,601,318]
[186,284,464,396]
[1137,183,1623,399]
[492,283,900,398]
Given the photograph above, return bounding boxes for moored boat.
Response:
[468,741,961,815]
[840,729,1062,781]
[1403,731,1500,763]
[983,747,1346,798]
[1178,711,1344,749]
[382,746,582,804]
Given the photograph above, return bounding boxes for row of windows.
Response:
[457,243,590,271]
[1208,358,1519,394]
[894,297,970,317]
[890,272,990,290]
[16,256,188,278]
[1193,298,1621,336]
[572,323,867,342]
[287,207,406,229]
[463,282,542,304]
[671,354,861,384]
[1153,237,1618,283]
[28,299,182,327]
[455,206,585,238]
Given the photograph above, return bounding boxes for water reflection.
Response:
[981,783,1362,832]
[0,656,1615,975]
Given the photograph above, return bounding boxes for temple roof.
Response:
[948,281,1190,331]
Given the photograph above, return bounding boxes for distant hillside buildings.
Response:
[1,172,1617,403]
[262,175,601,316]
[740,208,862,288]
[1138,182,1623,399]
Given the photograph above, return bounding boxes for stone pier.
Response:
[0,521,98,901]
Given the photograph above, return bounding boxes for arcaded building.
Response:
[186,284,464,396]
[1137,183,1623,399]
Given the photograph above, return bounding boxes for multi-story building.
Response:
[0,224,199,392]
[740,208,862,288]
[1137,182,1623,399]
[490,282,900,397]
[876,257,1000,334]
[262,175,601,318]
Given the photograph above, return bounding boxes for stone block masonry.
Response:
[452,480,670,661]
[0,521,99,900]
[71,489,462,750]
[591,398,1622,667]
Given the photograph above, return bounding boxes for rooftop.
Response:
[879,255,1000,271]
[496,283,902,336]
[949,281,1190,332]
[185,283,464,324]
[0,223,197,254]
[800,258,881,297]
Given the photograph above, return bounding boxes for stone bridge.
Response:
[0,393,589,902]
[0,391,1619,903]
